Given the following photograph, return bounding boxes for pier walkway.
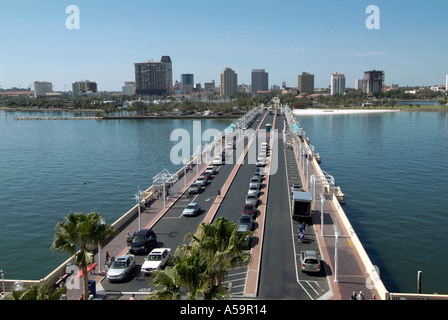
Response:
[13,107,386,301]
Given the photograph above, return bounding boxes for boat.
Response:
[334,186,345,205]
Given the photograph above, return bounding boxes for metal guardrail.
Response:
[388,293,448,300]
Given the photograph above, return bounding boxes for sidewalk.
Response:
[65,160,209,300]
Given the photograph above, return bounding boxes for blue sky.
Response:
[1,0,447,91]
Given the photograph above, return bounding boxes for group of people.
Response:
[350,291,376,300]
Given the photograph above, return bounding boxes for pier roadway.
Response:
[65,110,269,299]
[65,108,376,301]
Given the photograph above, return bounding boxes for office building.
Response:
[161,56,173,95]
[220,67,238,96]
[181,74,194,94]
[251,69,269,92]
[122,81,136,96]
[298,72,314,94]
[363,70,385,94]
[72,80,97,95]
[204,81,216,93]
[331,73,346,95]
[134,59,167,96]
[33,81,53,97]
[355,79,364,90]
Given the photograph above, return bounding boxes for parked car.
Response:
[213,155,223,165]
[256,158,267,167]
[129,229,157,254]
[248,185,260,197]
[245,194,259,206]
[194,176,207,187]
[249,178,261,190]
[106,254,135,281]
[261,142,270,150]
[237,214,254,233]
[291,184,302,193]
[299,250,321,273]
[204,166,216,175]
[242,204,257,218]
[182,202,201,216]
[200,172,212,181]
[141,248,172,275]
[188,183,202,194]
[252,172,262,182]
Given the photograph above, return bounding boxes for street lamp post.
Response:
[0,269,4,295]
[134,187,143,231]
[98,218,105,274]
[334,218,340,283]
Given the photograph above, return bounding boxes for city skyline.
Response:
[1,0,447,92]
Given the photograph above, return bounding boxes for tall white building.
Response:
[122,81,136,96]
[33,81,53,97]
[355,79,364,90]
[331,73,346,95]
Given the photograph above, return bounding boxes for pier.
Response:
[2,106,408,300]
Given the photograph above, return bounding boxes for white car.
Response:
[204,166,216,175]
[213,155,223,165]
[256,158,267,167]
[106,254,135,282]
[194,176,207,187]
[141,248,172,275]
[182,202,201,216]
[248,185,260,197]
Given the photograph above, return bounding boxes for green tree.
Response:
[149,217,251,300]
[5,280,66,300]
[50,211,116,300]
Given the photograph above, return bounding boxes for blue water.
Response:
[0,110,230,280]
[296,111,448,294]
[1,109,447,294]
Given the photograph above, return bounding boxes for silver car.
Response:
[182,202,201,216]
[299,250,321,273]
[245,194,259,206]
[106,254,136,281]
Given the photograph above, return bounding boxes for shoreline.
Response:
[292,108,448,116]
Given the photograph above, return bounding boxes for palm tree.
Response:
[149,217,251,300]
[185,217,252,288]
[50,211,116,300]
[5,280,66,300]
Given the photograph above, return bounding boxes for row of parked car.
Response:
[106,229,172,282]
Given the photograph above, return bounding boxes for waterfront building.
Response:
[204,81,216,93]
[355,79,364,90]
[298,72,314,94]
[72,80,97,96]
[33,81,53,98]
[251,69,269,92]
[220,67,238,96]
[122,82,136,96]
[363,70,384,94]
[330,73,346,95]
[161,56,173,95]
[181,74,194,94]
[134,59,167,96]
[383,84,399,92]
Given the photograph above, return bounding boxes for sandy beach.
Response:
[292,108,399,116]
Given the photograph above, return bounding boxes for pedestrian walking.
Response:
[356,291,365,300]
[350,291,357,300]
[105,250,110,263]
[130,294,135,300]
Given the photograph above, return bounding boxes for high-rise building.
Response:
[331,73,346,95]
[33,81,53,97]
[355,79,364,90]
[220,67,238,96]
[298,72,314,94]
[204,80,215,93]
[251,69,269,92]
[363,70,384,94]
[134,59,167,96]
[122,81,136,96]
[72,80,97,95]
[161,56,173,95]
